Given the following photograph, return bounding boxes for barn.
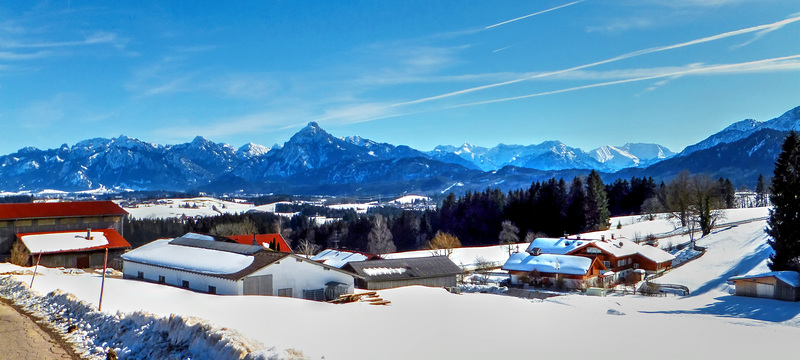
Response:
[728,271,800,302]
[10,228,131,269]
[0,200,128,260]
[311,249,383,268]
[121,235,357,300]
[343,256,462,290]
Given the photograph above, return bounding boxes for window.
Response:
[278,288,293,297]
[36,219,56,226]
[586,247,602,254]
[158,275,165,283]
[617,260,625,267]
[602,261,611,268]
[59,218,77,225]
[208,286,217,294]
[633,263,639,269]
[182,280,190,288]
[15,220,32,227]
[137,271,144,279]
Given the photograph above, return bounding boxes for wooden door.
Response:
[76,256,90,269]
[243,274,273,295]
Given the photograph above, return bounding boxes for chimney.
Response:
[601,235,605,241]
[252,234,258,246]
[86,228,92,240]
[528,247,542,256]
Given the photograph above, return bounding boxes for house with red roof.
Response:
[10,228,131,269]
[227,234,292,253]
[0,200,128,261]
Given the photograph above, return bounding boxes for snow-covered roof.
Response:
[634,242,676,263]
[729,271,800,287]
[122,239,255,275]
[587,239,675,263]
[311,249,371,268]
[525,237,591,255]
[502,253,594,276]
[19,229,130,254]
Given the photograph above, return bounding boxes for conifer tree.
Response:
[755,174,768,207]
[768,131,800,271]
[586,170,610,231]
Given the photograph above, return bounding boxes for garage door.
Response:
[756,283,774,298]
[243,275,273,295]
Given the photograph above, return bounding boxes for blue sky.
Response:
[1,0,799,155]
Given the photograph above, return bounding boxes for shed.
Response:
[10,228,131,269]
[121,235,357,300]
[343,256,462,290]
[728,271,800,302]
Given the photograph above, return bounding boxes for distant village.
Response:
[3,198,793,303]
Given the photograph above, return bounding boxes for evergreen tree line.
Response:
[124,170,744,255]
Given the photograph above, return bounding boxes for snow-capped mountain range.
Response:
[428,142,675,172]
[1,105,798,195]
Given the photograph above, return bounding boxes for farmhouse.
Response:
[728,271,800,302]
[121,234,357,300]
[0,200,128,260]
[343,256,462,290]
[228,234,292,252]
[10,228,131,269]
[311,249,382,268]
[502,252,607,288]
[525,236,675,283]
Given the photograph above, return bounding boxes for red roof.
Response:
[228,234,292,253]
[16,228,131,255]
[0,201,128,220]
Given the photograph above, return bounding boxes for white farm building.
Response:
[121,234,357,301]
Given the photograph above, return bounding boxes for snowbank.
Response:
[0,276,289,360]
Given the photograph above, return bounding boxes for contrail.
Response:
[445,55,800,108]
[486,0,585,29]
[393,14,800,107]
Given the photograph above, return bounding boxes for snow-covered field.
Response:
[120,195,426,219]
[3,207,800,360]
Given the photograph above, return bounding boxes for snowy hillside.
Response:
[3,207,798,359]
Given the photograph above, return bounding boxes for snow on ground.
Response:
[391,195,430,204]
[3,207,800,360]
[326,202,376,213]
[122,197,255,219]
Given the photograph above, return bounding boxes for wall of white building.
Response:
[248,255,355,298]
[122,261,240,295]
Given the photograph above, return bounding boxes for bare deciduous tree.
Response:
[426,231,461,257]
[367,214,396,254]
[209,219,259,237]
[498,220,520,255]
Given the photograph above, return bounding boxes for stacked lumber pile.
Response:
[329,291,391,305]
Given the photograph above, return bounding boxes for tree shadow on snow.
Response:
[690,241,772,297]
[642,294,800,323]
[645,241,800,323]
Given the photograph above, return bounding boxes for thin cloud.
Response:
[447,55,800,108]
[394,14,800,107]
[486,1,585,29]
